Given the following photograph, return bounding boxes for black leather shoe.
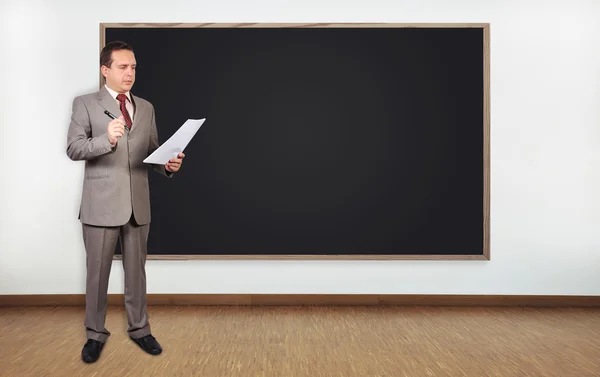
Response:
[81,339,104,363]
[131,334,162,355]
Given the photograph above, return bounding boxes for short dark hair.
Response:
[100,41,133,68]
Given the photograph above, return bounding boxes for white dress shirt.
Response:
[105,84,134,123]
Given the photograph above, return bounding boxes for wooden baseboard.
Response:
[1,294,599,307]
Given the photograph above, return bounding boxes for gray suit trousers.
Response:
[82,215,151,342]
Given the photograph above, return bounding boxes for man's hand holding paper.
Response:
[165,153,185,173]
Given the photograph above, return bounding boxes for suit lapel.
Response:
[97,86,122,120]
[130,93,144,133]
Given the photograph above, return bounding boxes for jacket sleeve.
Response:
[148,104,174,178]
[66,97,115,161]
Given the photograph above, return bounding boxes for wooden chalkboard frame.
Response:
[100,23,490,261]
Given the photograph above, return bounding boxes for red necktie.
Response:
[117,94,132,128]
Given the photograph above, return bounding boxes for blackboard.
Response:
[103,23,490,260]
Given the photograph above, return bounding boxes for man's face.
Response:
[102,49,136,93]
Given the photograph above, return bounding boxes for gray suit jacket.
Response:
[66,86,172,227]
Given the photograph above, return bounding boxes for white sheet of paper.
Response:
[143,118,205,164]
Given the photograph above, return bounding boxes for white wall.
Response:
[1,0,600,295]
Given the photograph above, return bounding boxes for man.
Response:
[66,40,184,363]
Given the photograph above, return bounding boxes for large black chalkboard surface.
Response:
[103,23,490,260]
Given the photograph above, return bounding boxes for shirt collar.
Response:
[105,84,131,102]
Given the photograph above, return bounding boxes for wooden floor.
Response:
[1,305,600,376]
